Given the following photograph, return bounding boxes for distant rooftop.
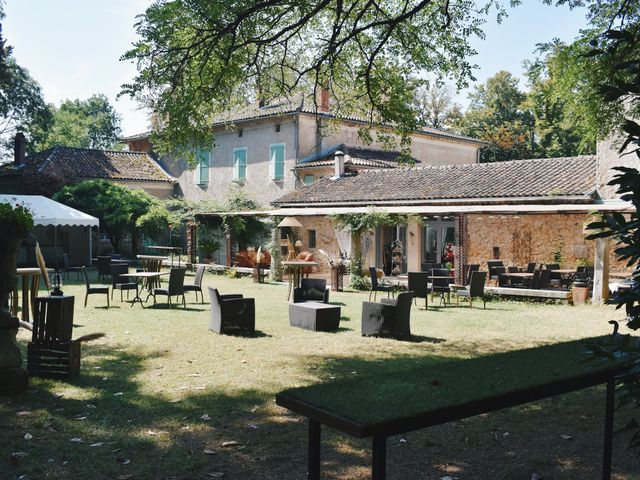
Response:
[0,146,176,183]
[295,144,420,170]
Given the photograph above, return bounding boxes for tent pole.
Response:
[89,227,93,266]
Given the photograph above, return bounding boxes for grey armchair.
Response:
[293,278,329,303]
[361,291,413,339]
[153,267,186,308]
[208,287,255,335]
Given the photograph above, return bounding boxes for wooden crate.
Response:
[27,340,80,380]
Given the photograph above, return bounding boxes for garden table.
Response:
[277,338,627,480]
[148,246,182,266]
[121,271,169,307]
[282,260,317,300]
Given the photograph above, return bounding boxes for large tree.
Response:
[33,94,122,151]
[457,71,534,162]
[413,83,462,130]
[121,0,514,156]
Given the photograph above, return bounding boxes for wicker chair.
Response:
[452,271,487,309]
[361,291,413,339]
[208,287,255,335]
[368,267,394,301]
[183,265,206,303]
[60,253,82,281]
[428,268,451,307]
[82,267,109,308]
[293,278,330,303]
[153,267,187,308]
[487,260,504,284]
[110,263,137,302]
[96,256,111,282]
[407,271,430,308]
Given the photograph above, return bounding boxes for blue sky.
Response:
[4,1,589,137]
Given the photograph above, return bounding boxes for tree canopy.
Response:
[122,0,512,155]
[33,94,122,151]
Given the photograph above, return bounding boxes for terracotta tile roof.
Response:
[295,144,420,170]
[273,155,598,206]
[123,96,485,146]
[0,146,175,183]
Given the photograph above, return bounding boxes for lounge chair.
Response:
[208,287,255,335]
[293,278,330,303]
[361,291,413,339]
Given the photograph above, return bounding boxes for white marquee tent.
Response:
[0,195,99,266]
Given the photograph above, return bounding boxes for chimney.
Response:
[14,132,26,165]
[333,150,345,178]
[320,88,330,112]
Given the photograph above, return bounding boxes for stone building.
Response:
[122,95,485,207]
[271,154,631,296]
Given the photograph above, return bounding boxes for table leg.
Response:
[21,274,29,323]
[130,281,144,308]
[11,285,19,317]
[30,273,40,321]
[372,435,387,480]
[602,379,615,480]
[308,419,321,480]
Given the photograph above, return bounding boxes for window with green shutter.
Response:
[270,144,285,181]
[303,174,314,185]
[233,147,247,181]
[194,148,210,185]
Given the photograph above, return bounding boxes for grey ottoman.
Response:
[289,303,341,332]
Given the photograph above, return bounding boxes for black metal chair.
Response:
[208,287,255,335]
[293,278,330,303]
[82,266,109,308]
[495,266,509,287]
[153,267,187,308]
[526,262,537,273]
[464,264,480,285]
[408,271,430,308]
[452,271,488,309]
[361,291,413,339]
[110,263,137,302]
[60,253,82,281]
[368,267,394,301]
[183,265,206,303]
[487,260,504,284]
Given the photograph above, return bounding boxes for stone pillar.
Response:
[592,237,610,304]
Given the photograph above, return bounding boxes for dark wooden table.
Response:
[276,338,626,480]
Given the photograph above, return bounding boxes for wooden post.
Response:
[592,238,610,304]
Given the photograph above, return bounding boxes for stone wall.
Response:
[465,212,627,272]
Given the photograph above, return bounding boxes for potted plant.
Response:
[0,201,34,392]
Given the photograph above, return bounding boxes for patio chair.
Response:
[495,266,509,287]
[111,263,137,302]
[526,262,537,273]
[427,268,451,307]
[60,253,82,281]
[183,264,206,303]
[530,269,551,289]
[408,271,430,308]
[487,260,504,284]
[368,267,394,301]
[293,278,330,304]
[208,287,255,335]
[82,266,109,308]
[452,271,488,309]
[464,264,480,285]
[361,291,413,339]
[96,256,111,282]
[153,267,187,308]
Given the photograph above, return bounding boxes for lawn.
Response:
[2,270,639,480]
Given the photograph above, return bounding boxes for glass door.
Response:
[377,225,407,275]
[422,219,455,266]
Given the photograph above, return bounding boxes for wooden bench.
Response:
[485,286,572,301]
[276,338,625,479]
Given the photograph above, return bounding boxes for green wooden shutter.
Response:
[233,148,247,180]
[270,144,284,180]
[194,148,209,185]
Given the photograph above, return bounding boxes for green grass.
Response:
[1,271,639,480]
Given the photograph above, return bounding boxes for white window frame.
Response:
[270,143,285,181]
[233,147,247,181]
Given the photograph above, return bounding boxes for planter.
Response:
[0,232,29,392]
[572,285,590,306]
